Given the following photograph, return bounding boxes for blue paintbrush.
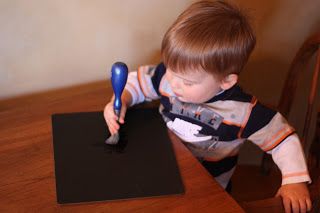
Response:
[105,62,128,145]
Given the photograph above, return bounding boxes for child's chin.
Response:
[178,97,197,103]
[177,97,187,102]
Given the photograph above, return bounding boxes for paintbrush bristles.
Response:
[105,111,121,145]
[105,132,120,145]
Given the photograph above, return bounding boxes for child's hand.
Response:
[103,96,127,135]
[276,182,311,213]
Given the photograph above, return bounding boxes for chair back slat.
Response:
[278,33,320,148]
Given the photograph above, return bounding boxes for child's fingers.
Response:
[110,113,119,122]
[104,111,117,124]
[105,114,120,134]
[103,97,125,131]
[290,199,300,213]
[298,199,307,213]
[104,104,120,121]
[108,119,120,130]
[105,114,117,124]
[108,122,119,135]
[119,106,127,124]
[282,197,291,213]
[109,127,118,135]
[104,103,116,121]
[306,198,312,212]
[108,126,116,135]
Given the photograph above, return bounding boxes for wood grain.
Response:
[0,81,244,212]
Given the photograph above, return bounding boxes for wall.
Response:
[1,0,319,101]
[0,0,194,99]
[235,0,320,105]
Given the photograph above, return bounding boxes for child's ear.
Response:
[220,74,238,90]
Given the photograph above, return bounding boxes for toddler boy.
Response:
[104,1,311,212]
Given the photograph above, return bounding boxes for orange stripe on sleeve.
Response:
[282,171,309,179]
[237,97,257,138]
[159,91,171,97]
[261,127,294,151]
[222,120,242,127]
[137,67,148,97]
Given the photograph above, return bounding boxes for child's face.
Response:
[165,68,224,103]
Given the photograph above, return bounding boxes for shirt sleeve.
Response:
[269,134,311,185]
[242,101,311,185]
[124,63,165,106]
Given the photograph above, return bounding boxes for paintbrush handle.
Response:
[111,62,128,118]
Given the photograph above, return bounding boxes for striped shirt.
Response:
[125,63,311,188]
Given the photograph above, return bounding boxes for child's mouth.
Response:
[173,92,182,97]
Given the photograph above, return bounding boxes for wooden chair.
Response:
[238,32,320,212]
[240,173,320,213]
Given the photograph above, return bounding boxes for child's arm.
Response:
[124,65,162,105]
[243,103,312,213]
[104,64,163,134]
[267,134,312,213]
[267,133,311,185]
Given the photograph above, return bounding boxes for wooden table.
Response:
[0,81,244,212]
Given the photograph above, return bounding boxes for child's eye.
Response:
[183,81,194,86]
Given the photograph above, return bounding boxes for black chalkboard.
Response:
[51,108,184,204]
